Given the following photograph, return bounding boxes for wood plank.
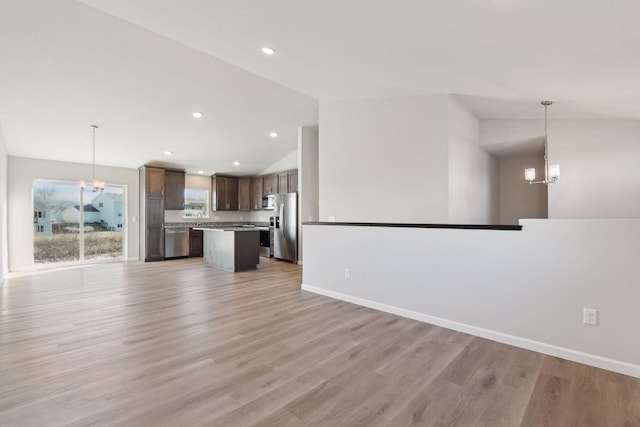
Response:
[0,258,638,426]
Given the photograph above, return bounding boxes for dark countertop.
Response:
[302,222,522,231]
[194,227,260,232]
[165,221,269,229]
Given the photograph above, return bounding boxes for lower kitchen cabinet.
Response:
[189,229,203,257]
[145,195,165,261]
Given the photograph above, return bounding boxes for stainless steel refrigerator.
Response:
[273,192,297,262]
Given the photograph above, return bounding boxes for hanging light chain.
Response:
[524,100,558,185]
[91,125,98,182]
[89,125,104,192]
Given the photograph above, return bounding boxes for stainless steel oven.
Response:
[258,228,271,257]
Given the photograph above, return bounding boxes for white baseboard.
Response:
[301,284,640,379]
[127,256,140,261]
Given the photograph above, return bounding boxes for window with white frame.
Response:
[183,188,209,218]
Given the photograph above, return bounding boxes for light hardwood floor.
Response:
[0,258,638,426]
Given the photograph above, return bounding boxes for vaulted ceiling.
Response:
[1,0,639,172]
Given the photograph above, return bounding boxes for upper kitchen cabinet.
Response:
[212,175,239,211]
[262,174,275,196]
[164,169,185,210]
[145,167,165,197]
[288,170,298,193]
[277,169,298,194]
[277,172,288,194]
[251,177,263,210]
[238,178,251,211]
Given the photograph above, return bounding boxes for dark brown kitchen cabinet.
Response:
[145,196,165,261]
[262,174,273,196]
[251,177,263,210]
[164,169,185,210]
[288,170,298,193]
[189,228,203,257]
[263,174,278,196]
[143,166,166,261]
[146,167,165,197]
[238,178,251,211]
[226,178,238,210]
[277,172,288,194]
[276,169,298,194]
[212,175,239,211]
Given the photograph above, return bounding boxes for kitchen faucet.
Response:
[196,211,203,226]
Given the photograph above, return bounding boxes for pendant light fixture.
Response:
[80,125,105,192]
[525,101,560,185]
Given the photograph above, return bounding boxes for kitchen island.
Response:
[196,227,259,272]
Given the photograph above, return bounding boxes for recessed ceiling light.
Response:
[233,161,240,166]
[163,150,173,156]
[197,170,204,174]
[261,46,276,55]
[269,131,278,138]
[192,112,203,118]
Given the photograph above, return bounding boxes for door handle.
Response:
[279,204,285,238]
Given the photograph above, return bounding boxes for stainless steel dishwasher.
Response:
[164,227,190,258]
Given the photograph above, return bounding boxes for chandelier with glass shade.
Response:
[80,125,105,192]
[525,101,560,185]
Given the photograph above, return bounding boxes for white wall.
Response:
[8,156,140,271]
[549,120,640,219]
[319,95,450,223]
[298,126,319,262]
[447,98,499,224]
[302,220,640,378]
[499,153,548,225]
[481,119,640,219]
[259,150,298,175]
[480,119,544,156]
[0,121,8,283]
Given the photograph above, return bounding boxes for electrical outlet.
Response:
[583,308,598,326]
[344,268,351,279]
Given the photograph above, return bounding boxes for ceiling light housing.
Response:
[197,170,204,174]
[261,46,275,55]
[192,112,203,118]
[163,150,173,156]
[233,161,240,166]
[269,131,278,138]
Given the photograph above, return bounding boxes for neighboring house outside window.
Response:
[33,208,53,235]
[91,193,124,231]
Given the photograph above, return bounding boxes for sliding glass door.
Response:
[33,181,81,263]
[33,180,126,265]
[82,184,125,260]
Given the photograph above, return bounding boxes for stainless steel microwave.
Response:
[262,194,275,210]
